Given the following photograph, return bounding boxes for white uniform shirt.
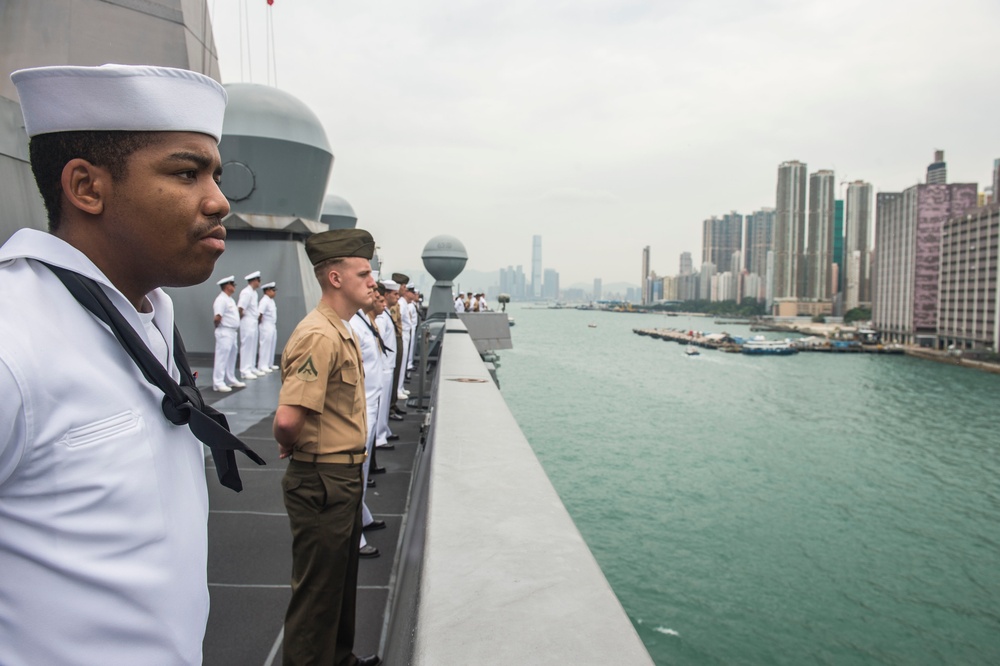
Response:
[0,230,209,666]
[478,296,488,311]
[213,290,239,328]
[259,294,277,328]
[454,297,465,313]
[404,299,418,333]
[237,283,259,320]
[376,310,396,374]
[350,311,383,407]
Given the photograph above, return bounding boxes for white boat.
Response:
[685,345,700,356]
[741,339,797,355]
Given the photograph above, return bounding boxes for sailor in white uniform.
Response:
[404,285,419,373]
[237,270,262,380]
[349,287,386,558]
[397,286,415,395]
[0,63,230,666]
[256,281,278,373]
[374,282,398,448]
[212,275,243,391]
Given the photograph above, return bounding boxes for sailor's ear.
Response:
[61,158,109,216]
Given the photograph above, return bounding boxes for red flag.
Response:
[267,0,274,5]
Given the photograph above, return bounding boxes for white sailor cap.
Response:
[217,275,235,286]
[371,270,380,282]
[10,64,228,142]
[245,270,261,281]
[407,283,415,289]
[381,279,399,290]
[261,282,276,290]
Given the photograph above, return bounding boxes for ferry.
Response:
[741,339,798,355]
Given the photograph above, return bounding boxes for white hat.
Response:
[381,279,399,290]
[261,282,276,290]
[217,275,235,285]
[245,271,261,280]
[371,270,380,282]
[407,283,415,289]
[10,64,228,142]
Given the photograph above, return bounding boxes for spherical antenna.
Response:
[421,235,468,318]
[421,235,468,281]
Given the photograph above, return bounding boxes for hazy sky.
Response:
[209,0,1000,286]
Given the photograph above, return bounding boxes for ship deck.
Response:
[194,355,424,665]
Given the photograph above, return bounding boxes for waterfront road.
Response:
[192,355,424,665]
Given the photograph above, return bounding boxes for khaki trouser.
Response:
[282,459,364,666]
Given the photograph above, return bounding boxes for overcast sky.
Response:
[208,0,1000,287]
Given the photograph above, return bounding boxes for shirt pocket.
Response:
[336,361,363,415]
[55,410,167,544]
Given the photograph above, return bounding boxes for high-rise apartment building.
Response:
[926,150,947,185]
[844,181,873,310]
[699,262,715,300]
[833,200,844,294]
[531,235,542,299]
[992,158,1000,203]
[702,212,743,271]
[873,182,978,345]
[773,161,808,303]
[807,170,836,301]
[679,251,693,276]
[593,278,602,301]
[744,208,775,280]
[938,204,1000,350]
[543,268,559,300]
[641,245,651,305]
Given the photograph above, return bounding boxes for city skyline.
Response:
[207,1,1000,286]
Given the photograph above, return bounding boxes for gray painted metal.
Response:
[321,194,358,230]
[0,97,46,244]
[422,235,468,318]
[219,135,332,222]
[455,312,513,353]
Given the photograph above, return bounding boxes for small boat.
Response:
[685,345,700,356]
[588,323,597,328]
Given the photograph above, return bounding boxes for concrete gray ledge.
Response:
[411,319,652,665]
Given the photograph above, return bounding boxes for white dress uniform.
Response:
[350,311,383,543]
[405,298,419,371]
[478,295,489,311]
[454,296,465,313]
[399,298,413,383]
[374,309,396,446]
[0,230,210,666]
[212,288,240,389]
[257,292,277,372]
[237,281,259,378]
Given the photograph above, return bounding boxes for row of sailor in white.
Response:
[403,287,419,373]
[396,288,415,400]
[237,271,261,379]
[0,230,210,666]
[212,276,241,391]
[257,282,279,373]
[374,305,397,446]
[350,307,385,549]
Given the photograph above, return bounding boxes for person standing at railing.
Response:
[273,228,381,666]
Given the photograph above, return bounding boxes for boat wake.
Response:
[653,626,680,637]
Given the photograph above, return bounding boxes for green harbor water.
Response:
[497,303,1000,665]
